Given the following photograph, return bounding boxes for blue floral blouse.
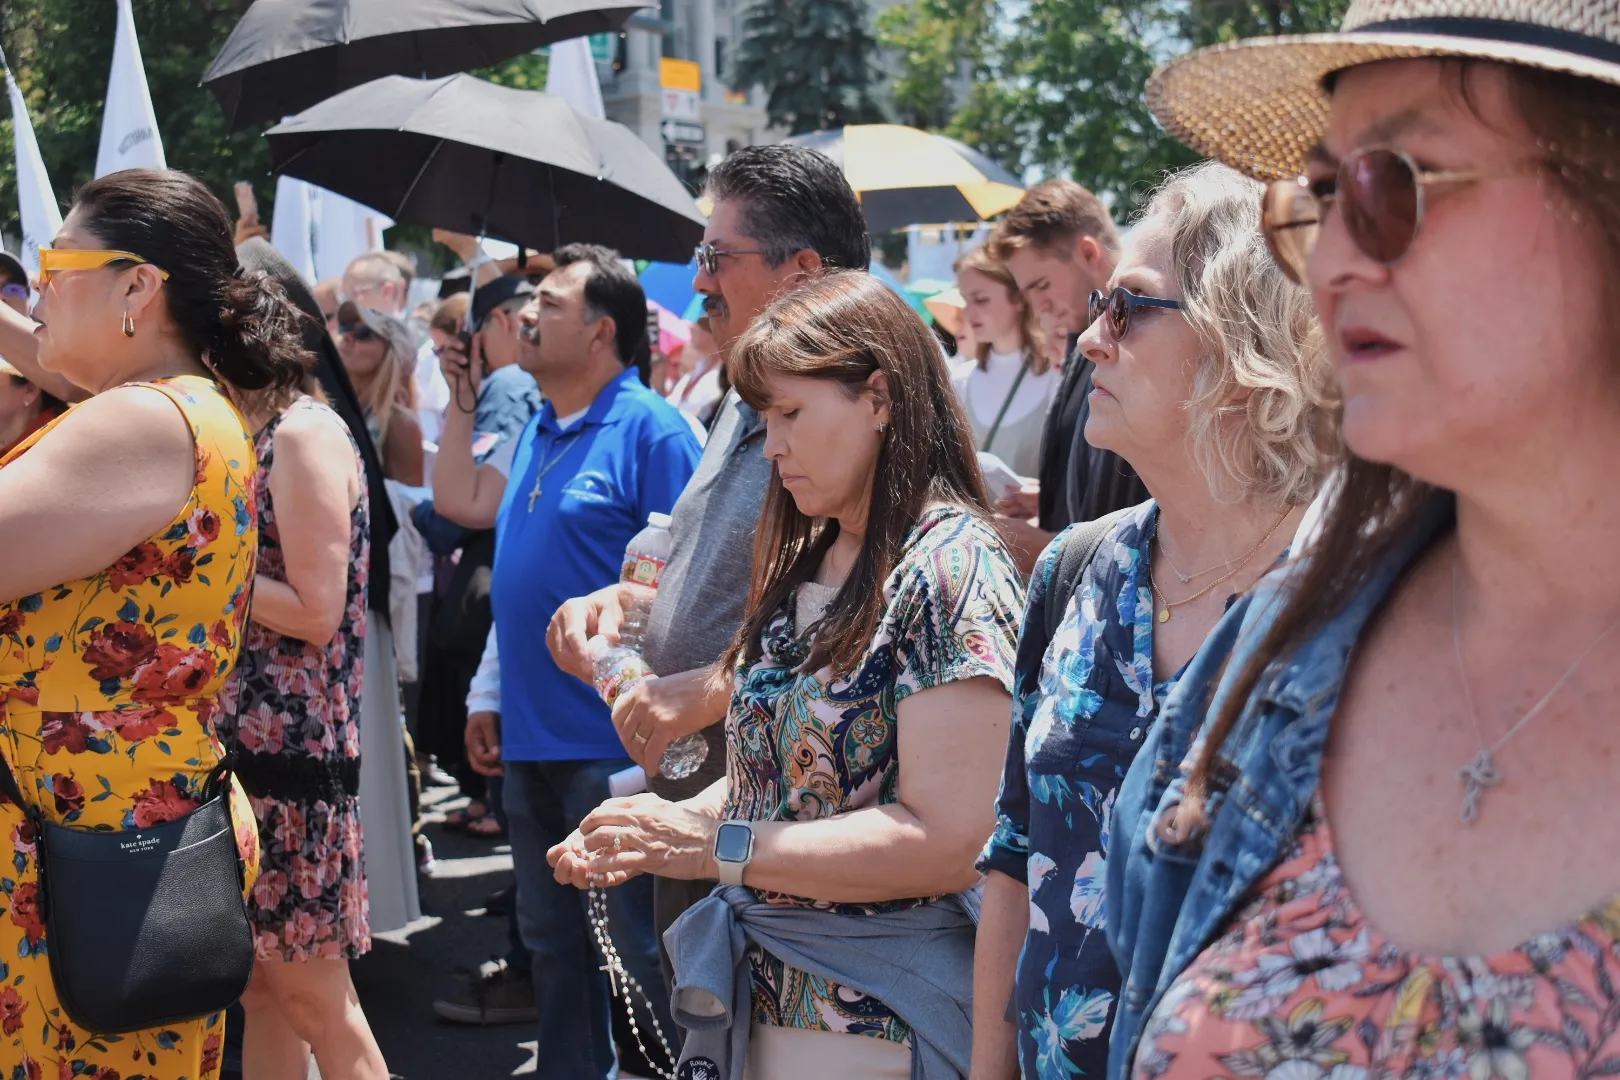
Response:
[979,501,1172,1078]
[723,505,1026,1044]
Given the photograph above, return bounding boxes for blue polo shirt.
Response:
[490,367,702,761]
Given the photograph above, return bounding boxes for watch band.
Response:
[714,821,753,887]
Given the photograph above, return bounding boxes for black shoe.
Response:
[432,960,537,1026]
[482,884,514,916]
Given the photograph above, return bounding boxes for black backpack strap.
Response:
[1013,502,1147,697]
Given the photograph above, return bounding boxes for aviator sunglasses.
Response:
[1087,286,1184,341]
[1262,145,1516,283]
[694,242,768,276]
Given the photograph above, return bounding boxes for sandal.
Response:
[442,800,489,831]
[464,814,506,839]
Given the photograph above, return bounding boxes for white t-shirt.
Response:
[415,339,451,445]
[955,347,1059,429]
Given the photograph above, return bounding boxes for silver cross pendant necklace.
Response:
[1450,556,1620,824]
[525,431,583,513]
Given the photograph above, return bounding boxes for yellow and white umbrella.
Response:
[787,124,1025,232]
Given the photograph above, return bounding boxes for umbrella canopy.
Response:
[638,258,699,319]
[788,125,1025,234]
[265,74,706,263]
[204,0,648,132]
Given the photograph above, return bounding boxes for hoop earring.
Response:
[121,311,135,338]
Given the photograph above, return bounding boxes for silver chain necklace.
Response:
[587,880,678,1078]
[1450,557,1620,824]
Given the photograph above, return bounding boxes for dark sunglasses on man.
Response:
[1087,287,1184,341]
[1261,145,1509,283]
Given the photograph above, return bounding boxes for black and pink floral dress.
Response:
[219,397,372,962]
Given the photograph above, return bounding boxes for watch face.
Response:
[715,823,752,863]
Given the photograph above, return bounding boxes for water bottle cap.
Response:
[646,512,673,530]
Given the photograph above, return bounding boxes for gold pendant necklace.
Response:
[1151,511,1290,623]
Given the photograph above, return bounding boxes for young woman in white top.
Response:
[950,245,1058,479]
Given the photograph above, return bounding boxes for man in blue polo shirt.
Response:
[467,244,700,1079]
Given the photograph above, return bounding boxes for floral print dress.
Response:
[0,376,262,1080]
[1136,794,1620,1080]
[723,506,1026,1045]
[217,397,371,962]
[980,501,1172,1079]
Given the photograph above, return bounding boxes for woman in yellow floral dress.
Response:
[0,169,315,1078]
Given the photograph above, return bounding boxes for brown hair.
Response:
[988,178,1122,261]
[1179,61,1620,825]
[722,271,990,677]
[954,245,1048,374]
[430,293,470,337]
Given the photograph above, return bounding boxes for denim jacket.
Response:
[1103,494,1452,1080]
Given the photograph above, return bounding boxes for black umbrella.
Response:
[264,74,706,263]
[204,0,650,132]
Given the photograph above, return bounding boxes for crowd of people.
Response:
[1,1,1618,1078]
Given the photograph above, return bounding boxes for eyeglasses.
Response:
[1087,287,1184,341]
[1261,146,1511,283]
[695,242,769,276]
[36,248,170,288]
[0,284,28,300]
[336,321,380,342]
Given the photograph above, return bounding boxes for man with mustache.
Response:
[547,144,871,989]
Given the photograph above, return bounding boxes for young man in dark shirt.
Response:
[989,180,1150,572]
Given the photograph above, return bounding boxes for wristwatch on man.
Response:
[713,821,754,886]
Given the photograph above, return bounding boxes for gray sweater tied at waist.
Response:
[663,883,981,1080]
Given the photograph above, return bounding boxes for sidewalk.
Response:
[354,780,663,1079]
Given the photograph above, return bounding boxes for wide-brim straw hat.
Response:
[1148,0,1620,181]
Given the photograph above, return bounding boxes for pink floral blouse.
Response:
[1136,794,1620,1080]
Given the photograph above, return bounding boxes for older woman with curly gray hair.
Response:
[971,160,1334,1080]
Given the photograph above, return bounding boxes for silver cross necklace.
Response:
[1450,556,1620,824]
[526,430,583,512]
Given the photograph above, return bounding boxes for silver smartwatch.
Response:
[713,821,754,886]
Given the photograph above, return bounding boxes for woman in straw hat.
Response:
[1107,3,1620,1078]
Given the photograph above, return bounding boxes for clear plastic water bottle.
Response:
[610,513,709,781]
[587,635,654,708]
[618,513,673,650]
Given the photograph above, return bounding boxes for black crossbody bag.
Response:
[0,748,255,1034]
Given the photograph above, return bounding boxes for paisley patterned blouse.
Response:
[1135,793,1620,1080]
[722,505,1025,1044]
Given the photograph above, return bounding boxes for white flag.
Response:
[269,175,318,284]
[6,69,61,276]
[94,0,166,178]
[312,189,393,283]
[545,39,604,119]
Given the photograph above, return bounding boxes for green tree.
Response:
[732,0,887,135]
[876,0,989,131]
[938,0,1350,212]
[1183,0,1349,45]
[951,0,1197,210]
[0,0,274,244]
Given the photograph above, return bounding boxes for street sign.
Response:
[659,57,702,121]
[661,120,705,145]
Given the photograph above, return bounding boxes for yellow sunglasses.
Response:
[36,248,170,287]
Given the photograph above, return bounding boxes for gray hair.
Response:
[1137,161,1335,507]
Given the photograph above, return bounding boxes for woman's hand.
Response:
[548,826,638,889]
[573,794,720,885]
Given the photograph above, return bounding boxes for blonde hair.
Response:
[953,245,1048,374]
[1138,161,1334,507]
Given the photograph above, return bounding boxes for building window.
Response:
[715,37,727,80]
